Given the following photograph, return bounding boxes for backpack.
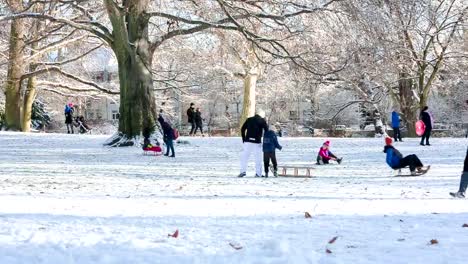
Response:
[65,105,72,114]
[386,148,401,169]
[173,128,179,140]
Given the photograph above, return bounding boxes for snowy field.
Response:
[0,132,467,264]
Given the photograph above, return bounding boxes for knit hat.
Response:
[324,140,330,146]
[385,137,393,145]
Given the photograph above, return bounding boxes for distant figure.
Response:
[420,106,433,146]
[391,110,402,142]
[316,141,342,165]
[238,109,268,177]
[187,103,196,136]
[194,108,204,136]
[161,120,175,157]
[64,103,74,134]
[263,128,282,177]
[384,137,429,176]
[76,115,90,133]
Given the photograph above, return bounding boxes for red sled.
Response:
[415,120,426,136]
[143,146,163,156]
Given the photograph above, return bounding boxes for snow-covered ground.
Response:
[0,132,467,264]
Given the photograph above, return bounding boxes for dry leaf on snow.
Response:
[429,239,438,245]
[328,236,338,244]
[229,242,243,250]
[168,229,179,238]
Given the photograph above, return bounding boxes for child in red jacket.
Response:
[316,141,342,165]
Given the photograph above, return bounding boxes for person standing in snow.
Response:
[194,108,204,136]
[187,103,196,136]
[391,110,403,142]
[420,106,433,146]
[64,103,74,134]
[238,109,268,177]
[263,128,282,177]
[161,119,175,157]
[316,141,342,165]
[449,147,468,198]
[383,137,429,176]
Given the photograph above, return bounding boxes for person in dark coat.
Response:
[450,147,468,198]
[383,137,428,175]
[161,120,175,157]
[391,110,402,142]
[238,109,269,177]
[64,103,74,134]
[187,103,196,136]
[262,128,282,177]
[420,106,433,146]
[194,108,204,136]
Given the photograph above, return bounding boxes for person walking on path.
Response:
[420,106,433,146]
[391,110,403,142]
[194,108,204,136]
[238,109,268,177]
[64,103,75,134]
[449,147,468,198]
[262,128,282,177]
[384,137,429,176]
[187,103,196,136]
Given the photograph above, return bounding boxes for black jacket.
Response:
[194,111,203,125]
[161,121,174,140]
[187,107,195,123]
[241,115,268,144]
[420,111,432,129]
[464,147,467,172]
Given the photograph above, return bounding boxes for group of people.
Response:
[187,103,204,136]
[391,106,434,146]
[236,106,466,199]
[64,103,90,134]
[237,109,344,178]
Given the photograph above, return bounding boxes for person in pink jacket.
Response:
[316,141,343,165]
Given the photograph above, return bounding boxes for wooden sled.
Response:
[278,165,314,178]
[393,165,431,177]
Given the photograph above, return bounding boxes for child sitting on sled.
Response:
[383,137,429,176]
[316,141,343,165]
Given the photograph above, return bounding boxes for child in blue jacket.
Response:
[263,128,282,177]
[383,137,427,175]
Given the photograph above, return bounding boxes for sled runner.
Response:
[393,165,431,177]
[278,165,314,178]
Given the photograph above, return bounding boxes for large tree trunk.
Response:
[239,67,258,130]
[4,0,25,131]
[397,71,418,137]
[22,13,42,133]
[104,0,157,146]
[22,73,36,132]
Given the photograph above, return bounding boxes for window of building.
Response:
[112,111,120,120]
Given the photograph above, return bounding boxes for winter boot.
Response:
[450,192,465,198]
[337,158,343,164]
[238,172,246,178]
[255,174,261,177]
[273,170,278,177]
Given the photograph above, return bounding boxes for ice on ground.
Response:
[0,132,467,264]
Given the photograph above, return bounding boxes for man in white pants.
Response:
[238,109,268,177]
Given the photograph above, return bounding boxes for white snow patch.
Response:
[0,132,467,263]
